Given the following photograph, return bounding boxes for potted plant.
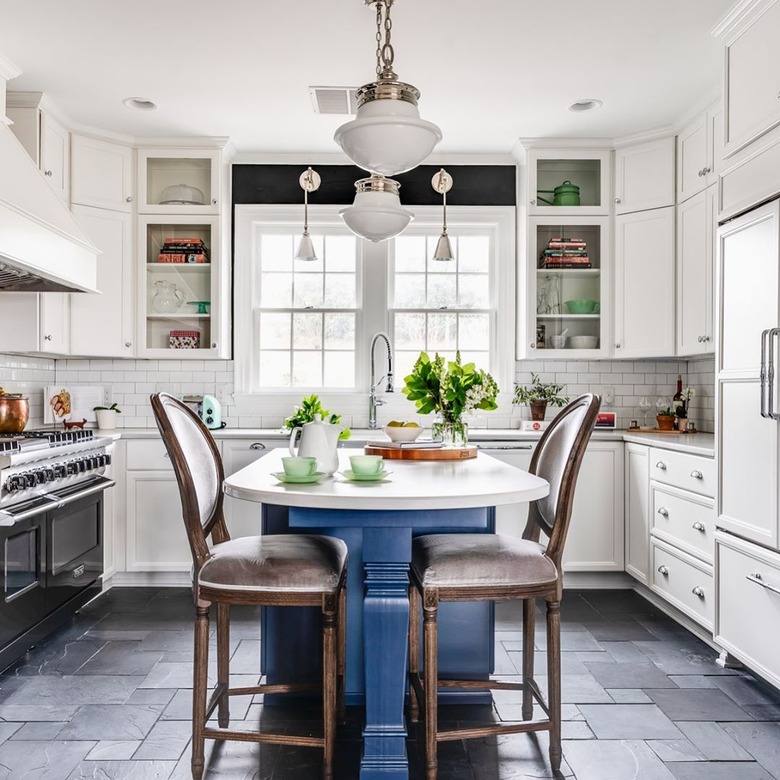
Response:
[93,402,121,430]
[402,351,499,446]
[656,406,676,431]
[512,373,568,421]
[284,394,351,440]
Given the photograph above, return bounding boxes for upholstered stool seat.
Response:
[199,535,347,593]
[151,392,347,780]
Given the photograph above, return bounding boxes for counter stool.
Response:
[151,392,347,780]
[408,393,600,778]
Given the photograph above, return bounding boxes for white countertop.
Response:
[223,449,550,511]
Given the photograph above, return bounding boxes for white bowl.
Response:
[568,335,599,349]
[383,424,424,442]
[550,335,567,349]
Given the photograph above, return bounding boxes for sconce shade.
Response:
[295,232,317,262]
[433,233,454,262]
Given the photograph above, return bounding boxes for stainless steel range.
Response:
[0,430,115,671]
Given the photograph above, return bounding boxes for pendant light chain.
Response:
[372,0,396,80]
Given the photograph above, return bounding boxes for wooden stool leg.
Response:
[323,594,338,780]
[423,592,439,780]
[216,602,230,728]
[546,599,562,771]
[522,597,536,720]
[408,585,421,722]
[337,586,347,725]
[192,602,210,780]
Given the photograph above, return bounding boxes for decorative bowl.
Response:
[383,423,424,443]
[550,335,567,349]
[568,335,599,349]
[564,299,598,314]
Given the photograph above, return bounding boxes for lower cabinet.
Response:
[625,442,650,583]
[222,439,277,538]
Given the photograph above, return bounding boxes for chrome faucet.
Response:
[369,332,394,429]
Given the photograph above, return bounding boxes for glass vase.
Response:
[431,414,468,447]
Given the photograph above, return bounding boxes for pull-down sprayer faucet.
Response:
[369,332,393,429]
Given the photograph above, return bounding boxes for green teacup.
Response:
[349,455,385,476]
[282,456,318,477]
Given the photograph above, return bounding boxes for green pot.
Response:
[538,180,581,206]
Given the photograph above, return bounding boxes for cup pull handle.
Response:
[657,565,669,576]
[692,522,705,532]
[657,507,669,517]
[690,470,703,479]
[692,586,705,599]
[656,461,667,470]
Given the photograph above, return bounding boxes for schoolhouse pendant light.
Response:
[334,0,442,176]
[432,168,454,261]
[295,167,321,261]
[339,174,414,243]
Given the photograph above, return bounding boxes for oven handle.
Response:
[0,477,115,526]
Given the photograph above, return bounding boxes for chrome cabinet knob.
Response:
[125,341,132,348]
[656,461,667,470]
[692,586,705,598]
[530,343,536,349]
[44,334,52,341]
[702,167,711,175]
[702,335,710,342]
[615,343,621,349]
[126,196,134,203]
[615,197,622,204]
[698,169,705,177]
[690,469,703,479]
[697,335,703,342]
[530,199,536,206]
[212,198,218,205]
[44,169,53,177]
[211,342,217,349]
[692,522,705,532]
[657,507,669,517]
[658,565,669,576]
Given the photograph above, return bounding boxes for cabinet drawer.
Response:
[651,539,713,630]
[126,439,175,471]
[651,484,714,563]
[716,533,780,689]
[649,448,714,497]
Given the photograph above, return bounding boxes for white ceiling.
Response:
[0,0,736,156]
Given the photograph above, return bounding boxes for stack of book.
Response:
[157,237,210,264]
[539,237,591,269]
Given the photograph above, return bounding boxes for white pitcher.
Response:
[289,414,343,475]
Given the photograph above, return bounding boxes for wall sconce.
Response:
[295,167,321,261]
[432,168,454,261]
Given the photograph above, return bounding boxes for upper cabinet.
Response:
[137,149,221,214]
[614,137,675,214]
[71,135,134,212]
[6,91,70,202]
[677,103,723,203]
[717,0,780,158]
[526,149,611,216]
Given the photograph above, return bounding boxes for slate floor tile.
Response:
[132,719,191,760]
[562,738,676,780]
[65,759,177,779]
[2,675,143,706]
[577,704,683,739]
[538,673,613,704]
[665,761,775,779]
[601,641,650,663]
[0,739,95,779]
[9,720,65,739]
[0,722,21,744]
[721,722,780,779]
[588,620,658,642]
[667,675,717,689]
[86,740,143,760]
[647,738,706,761]
[75,643,164,676]
[585,660,679,689]
[712,675,780,707]
[606,688,652,704]
[676,721,754,761]
[634,641,740,676]
[645,688,754,722]
[57,703,165,741]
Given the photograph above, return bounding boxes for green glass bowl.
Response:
[564,299,598,314]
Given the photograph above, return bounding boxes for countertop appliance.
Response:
[0,429,114,671]
[182,394,224,429]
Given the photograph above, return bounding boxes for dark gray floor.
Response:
[0,588,778,779]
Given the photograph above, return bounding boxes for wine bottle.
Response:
[672,374,684,429]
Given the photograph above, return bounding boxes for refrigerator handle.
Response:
[761,329,769,418]
[770,328,780,421]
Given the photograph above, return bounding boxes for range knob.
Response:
[23,472,37,488]
[6,475,21,492]
[53,464,67,478]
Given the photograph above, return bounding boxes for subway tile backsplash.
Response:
[1,353,715,433]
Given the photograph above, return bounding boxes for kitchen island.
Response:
[223,448,549,780]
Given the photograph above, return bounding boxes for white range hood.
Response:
[0,55,99,293]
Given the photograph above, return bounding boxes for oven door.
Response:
[0,506,46,648]
[46,477,112,612]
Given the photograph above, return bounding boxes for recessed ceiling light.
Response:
[122,97,157,111]
[568,99,603,112]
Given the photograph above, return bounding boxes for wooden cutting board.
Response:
[364,444,477,460]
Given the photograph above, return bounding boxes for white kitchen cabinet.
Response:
[677,185,717,356]
[6,91,70,202]
[625,442,650,584]
[715,0,780,158]
[493,441,624,572]
[0,292,69,354]
[124,439,205,572]
[522,216,610,359]
[716,200,780,549]
[70,205,134,357]
[614,137,675,214]
[614,206,675,358]
[677,104,723,202]
[222,439,279,538]
[71,134,134,212]
[526,148,611,216]
[137,148,221,215]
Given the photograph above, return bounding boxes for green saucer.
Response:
[271,471,326,484]
[340,469,391,482]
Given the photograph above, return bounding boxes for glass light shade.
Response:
[339,189,414,243]
[433,233,454,262]
[295,232,317,261]
[335,98,442,176]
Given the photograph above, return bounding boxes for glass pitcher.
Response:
[152,280,184,313]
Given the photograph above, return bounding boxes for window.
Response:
[234,205,514,402]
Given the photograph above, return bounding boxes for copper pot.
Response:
[0,387,30,433]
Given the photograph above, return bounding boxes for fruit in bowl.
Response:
[383,421,423,442]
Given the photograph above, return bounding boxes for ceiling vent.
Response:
[309,86,359,115]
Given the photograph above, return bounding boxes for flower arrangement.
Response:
[284,394,351,440]
[402,351,499,433]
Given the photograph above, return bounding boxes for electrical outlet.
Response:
[602,387,615,406]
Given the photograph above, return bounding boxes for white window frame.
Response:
[233,204,515,420]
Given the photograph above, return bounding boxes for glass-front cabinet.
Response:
[138,215,223,357]
[137,149,221,215]
[520,216,610,358]
[527,149,611,216]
